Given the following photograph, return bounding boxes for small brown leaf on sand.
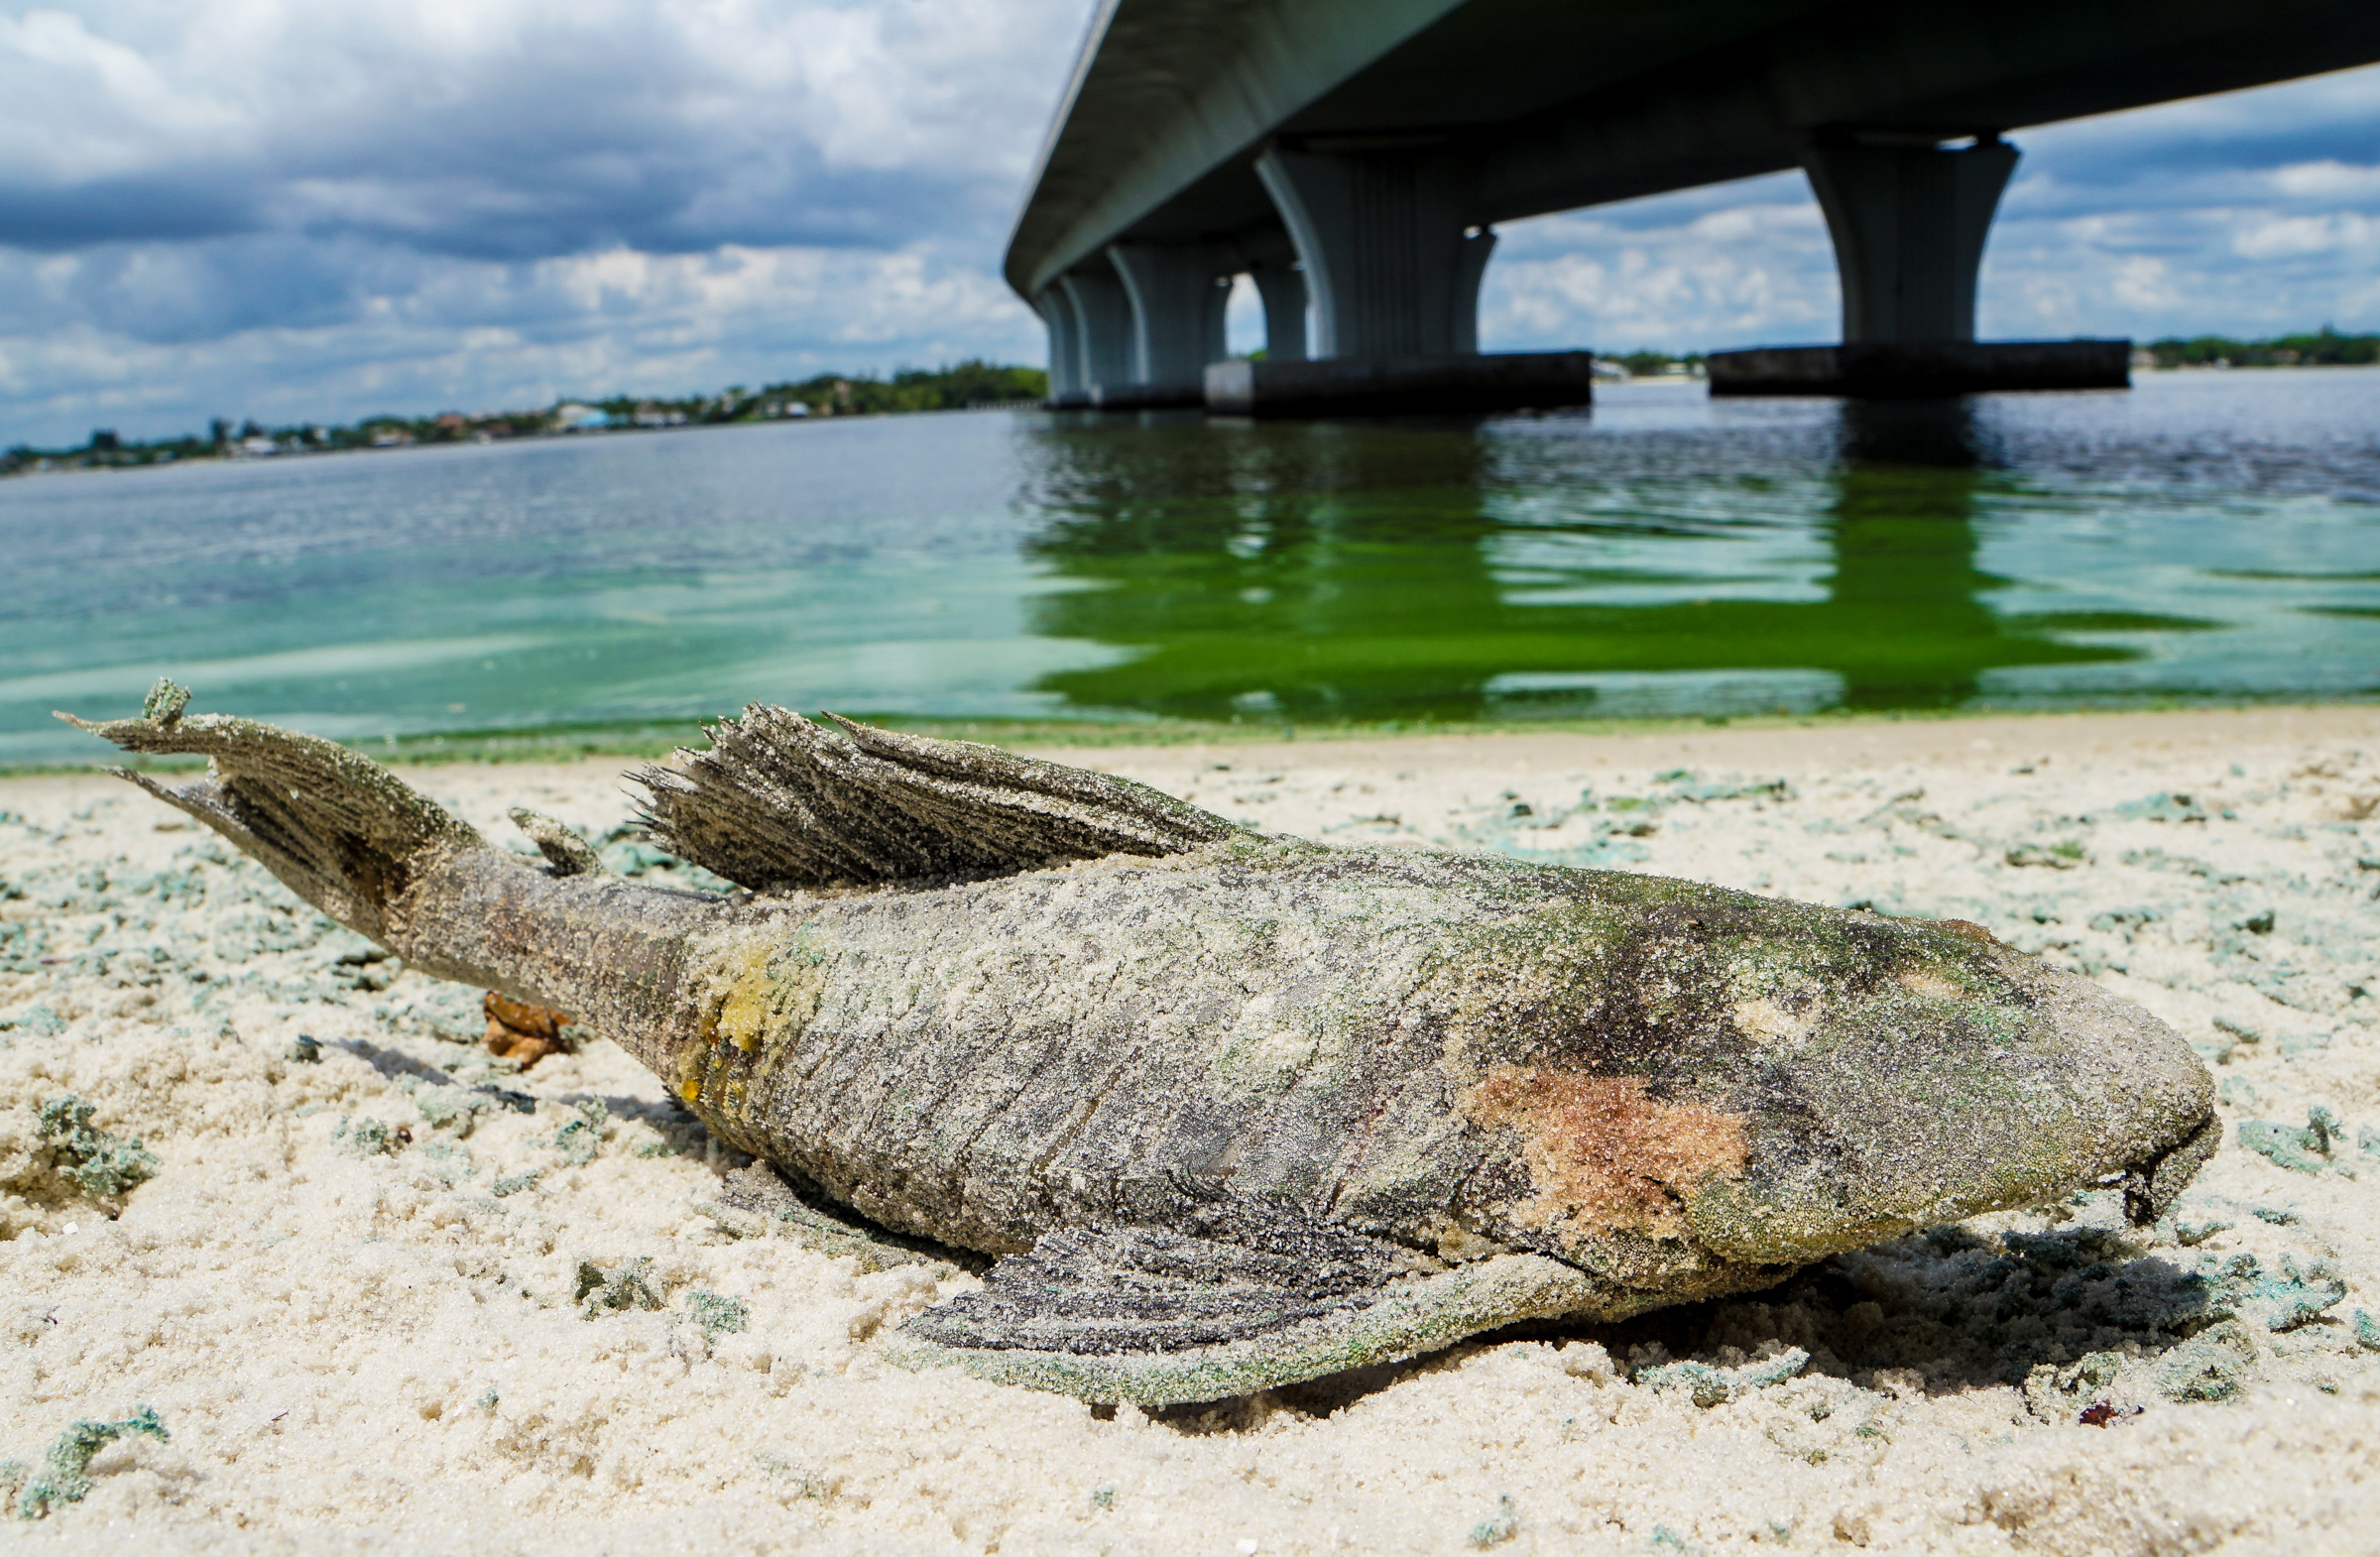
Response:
[485,991,575,1069]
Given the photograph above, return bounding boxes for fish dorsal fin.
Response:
[629,705,1240,891]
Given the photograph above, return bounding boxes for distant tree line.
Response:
[2143,326,2379,370]
[1606,350,1708,378]
[2,360,1052,477]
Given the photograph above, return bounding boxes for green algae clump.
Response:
[36,1097,161,1199]
[10,1407,169,1519]
[576,1257,662,1318]
[2238,1107,2345,1175]
[1637,1347,1811,1407]
[686,1289,749,1339]
[553,1100,609,1166]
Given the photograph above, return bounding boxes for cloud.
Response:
[2271,161,2380,200]
[1482,183,1839,351]
[0,1,1083,255]
[0,0,1091,442]
[0,238,1040,435]
[3,11,2378,443]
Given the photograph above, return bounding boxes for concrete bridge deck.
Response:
[1011,0,2380,412]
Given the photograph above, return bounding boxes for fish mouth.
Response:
[1677,955,2219,1266]
[2018,960,2220,1229]
[2105,1106,2220,1227]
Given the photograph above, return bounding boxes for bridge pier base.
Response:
[1207,350,1600,417]
[1708,340,2131,398]
[1711,136,2127,397]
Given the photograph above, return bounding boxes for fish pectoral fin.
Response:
[882,1218,1601,1406]
[629,704,1240,891]
[695,1162,973,1275]
[507,808,609,878]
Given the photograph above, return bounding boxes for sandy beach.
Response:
[3,704,2377,1555]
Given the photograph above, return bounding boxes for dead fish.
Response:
[65,685,2216,1405]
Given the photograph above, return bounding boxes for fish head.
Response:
[1444,877,2216,1285]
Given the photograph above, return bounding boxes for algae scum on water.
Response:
[58,685,2216,1403]
[6,374,2380,769]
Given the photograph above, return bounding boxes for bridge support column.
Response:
[1249,264,1309,360]
[1805,136,2016,345]
[1216,146,1589,415]
[1106,242,1231,407]
[1230,227,1309,362]
[1710,135,2128,398]
[1253,145,1489,359]
[1058,264,1136,406]
[1034,290,1087,408]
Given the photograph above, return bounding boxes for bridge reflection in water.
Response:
[1014,403,2205,723]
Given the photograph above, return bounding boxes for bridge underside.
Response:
[1014,0,2379,412]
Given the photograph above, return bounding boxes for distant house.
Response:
[369,427,416,447]
[632,402,673,427]
[554,403,608,431]
[238,435,280,457]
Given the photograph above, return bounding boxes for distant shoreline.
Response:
[0,394,1044,483]
[12,353,2378,481]
[3,360,1049,479]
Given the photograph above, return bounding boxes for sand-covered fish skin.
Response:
[63,687,2216,1404]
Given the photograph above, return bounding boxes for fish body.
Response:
[70,692,2216,1404]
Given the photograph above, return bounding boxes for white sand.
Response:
[3,706,2378,1555]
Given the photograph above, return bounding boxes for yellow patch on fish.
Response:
[694,922,830,1054]
[712,940,778,1052]
[1466,1068,1749,1241]
[1896,968,1964,1000]
[1732,995,1823,1046]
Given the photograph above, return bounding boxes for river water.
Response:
[2,369,2374,764]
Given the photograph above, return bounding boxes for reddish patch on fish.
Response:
[1466,1069,1750,1239]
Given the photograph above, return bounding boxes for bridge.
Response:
[1008,0,2380,412]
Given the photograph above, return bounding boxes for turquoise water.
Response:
[2,369,2375,764]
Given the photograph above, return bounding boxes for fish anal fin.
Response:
[698,1161,973,1275]
[630,704,1239,892]
[884,1214,1604,1405]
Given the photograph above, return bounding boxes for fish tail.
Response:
[59,680,483,945]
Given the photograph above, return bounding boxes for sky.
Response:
[2,1,2377,447]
